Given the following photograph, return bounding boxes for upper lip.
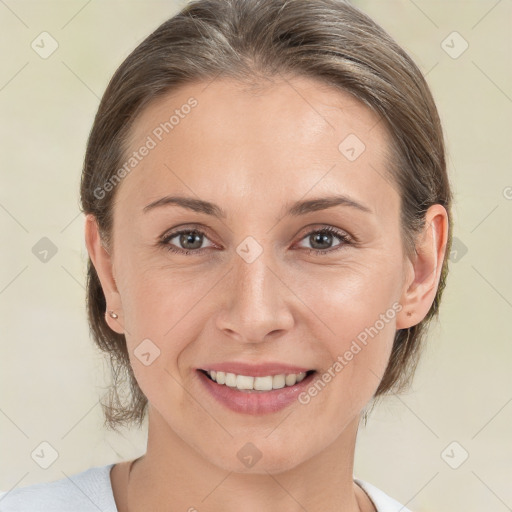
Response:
[198,362,313,377]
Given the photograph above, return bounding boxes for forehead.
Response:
[119,76,397,221]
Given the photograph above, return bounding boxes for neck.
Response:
[124,406,373,512]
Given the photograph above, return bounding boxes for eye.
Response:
[160,228,215,256]
[296,226,352,255]
[159,225,352,256]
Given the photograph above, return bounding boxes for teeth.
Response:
[205,370,310,391]
[272,374,285,389]
[296,372,306,382]
[236,374,254,389]
[225,373,237,387]
[255,376,273,390]
[285,373,297,386]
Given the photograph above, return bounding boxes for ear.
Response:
[84,214,125,334]
[396,204,449,330]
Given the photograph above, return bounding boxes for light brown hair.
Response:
[79,0,453,431]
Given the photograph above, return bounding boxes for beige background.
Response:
[1,1,511,511]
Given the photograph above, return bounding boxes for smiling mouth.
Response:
[198,369,316,392]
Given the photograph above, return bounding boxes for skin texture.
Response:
[85,76,448,512]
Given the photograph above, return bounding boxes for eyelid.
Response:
[159,223,216,242]
[296,223,354,241]
[159,223,353,244]
[293,225,352,252]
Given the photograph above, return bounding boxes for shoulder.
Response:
[354,478,414,512]
[0,463,117,512]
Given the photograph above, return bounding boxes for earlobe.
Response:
[396,204,449,330]
[84,214,125,334]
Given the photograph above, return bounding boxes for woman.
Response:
[0,0,452,510]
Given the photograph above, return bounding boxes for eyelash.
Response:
[159,226,353,257]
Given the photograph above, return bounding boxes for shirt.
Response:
[0,463,413,511]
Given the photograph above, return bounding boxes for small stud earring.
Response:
[108,310,118,319]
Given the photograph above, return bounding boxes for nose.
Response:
[215,246,294,344]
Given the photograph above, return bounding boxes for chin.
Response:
[202,437,313,475]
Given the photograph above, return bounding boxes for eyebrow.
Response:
[142,194,372,217]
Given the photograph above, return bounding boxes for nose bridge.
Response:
[217,239,293,342]
[236,248,273,307]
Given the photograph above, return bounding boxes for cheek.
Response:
[117,260,205,336]
[302,251,402,333]
[300,259,400,406]
[304,317,396,423]
[118,266,213,390]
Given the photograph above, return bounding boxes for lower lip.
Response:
[196,369,316,415]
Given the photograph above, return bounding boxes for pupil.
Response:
[312,233,331,249]
[181,232,202,249]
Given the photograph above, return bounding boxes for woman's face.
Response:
[92,76,421,472]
